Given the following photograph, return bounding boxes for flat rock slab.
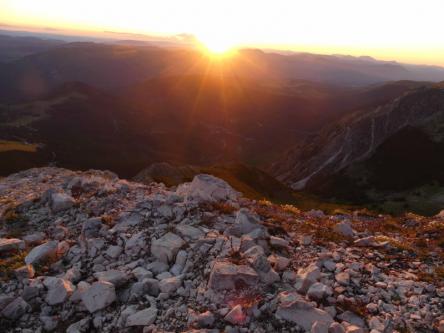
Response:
[208,261,259,290]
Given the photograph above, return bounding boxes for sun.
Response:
[197,34,237,56]
[203,40,233,54]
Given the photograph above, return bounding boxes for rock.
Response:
[114,213,143,230]
[50,192,75,212]
[105,245,123,259]
[0,238,25,253]
[94,270,129,287]
[337,311,365,328]
[64,266,82,282]
[301,235,313,246]
[208,261,259,290]
[0,296,14,312]
[66,318,90,333]
[259,267,280,284]
[275,291,333,331]
[142,278,160,296]
[368,317,385,331]
[329,322,346,333]
[81,281,116,313]
[175,249,188,266]
[125,231,146,256]
[82,217,103,238]
[333,222,354,237]
[146,261,170,275]
[171,249,188,275]
[227,208,262,237]
[354,236,378,247]
[307,282,333,301]
[57,240,70,256]
[195,311,215,328]
[126,307,158,326]
[132,267,152,281]
[40,315,59,331]
[159,276,182,293]
[45,278,75,305]
[25,240,58,265]
[22,232,46,246]
[176,174,239,202]
[0,167,442,332]
[269,236,289,248]
[312,321,329,333]
[345,325,364,333]
[1,297,30,320]
[14,265,35,280]
[22,286,39,301]
[323,260,337,272]
[151,232,185,263]
[335,272,350,286]
[243,246,271,273]
[176,224,204,240]
[268,254,290,271]
[295,263,321,293]
[50,225,69,240]
[224,305,247,325]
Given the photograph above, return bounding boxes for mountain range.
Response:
[1,33,444,215]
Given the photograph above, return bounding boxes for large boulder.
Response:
[81,281,116,313]
[151,232,185,263]
[208,261,259,290]
[25,241,58,265]
[0,238,25,253]
[176,174,239,202]
[275,291,333,331]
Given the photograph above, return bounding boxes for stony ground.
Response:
[0,167,443,333]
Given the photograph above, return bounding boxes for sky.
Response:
[1,0,444,66]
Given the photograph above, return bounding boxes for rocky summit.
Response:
[0,167,443,333]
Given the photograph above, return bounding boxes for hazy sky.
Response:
[1,0,444,65]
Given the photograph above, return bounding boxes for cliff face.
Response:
[271,85,444,192]
[0,167,443,332]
